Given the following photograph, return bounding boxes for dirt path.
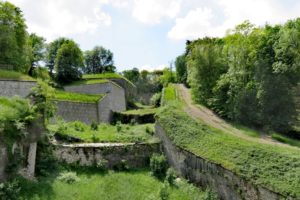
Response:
[176,84,297,148]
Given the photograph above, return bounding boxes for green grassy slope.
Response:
[156,86,300,198]
[0,70,35,81]
[52,90,103,103]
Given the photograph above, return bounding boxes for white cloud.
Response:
[10,0,112,41]
[132,0,181,25]
[168,7,214,40]
[168,0,300,40]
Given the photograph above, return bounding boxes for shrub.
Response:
[150,92,162,107]
[159,183,169,200]
[0,179,21,200]
[116,121,122,132]
[73,121,86,132]
[165,168,177,185]
[90,121,98,131]
[58,172,80,184]
[91,133,100,143]
[150,154,168,179]
[95,159,108,171]
[145,126,154,135]
[203,189,218,200]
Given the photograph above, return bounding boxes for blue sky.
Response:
[8,0,300,72]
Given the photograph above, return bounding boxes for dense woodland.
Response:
[175,20,300,135]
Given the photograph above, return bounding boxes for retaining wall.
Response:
[0,80,36,97]
[54,143,161,169]
[155,123,289,200]
[64,81,126,112]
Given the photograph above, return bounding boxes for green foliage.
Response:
[31,67,50,81]
[161,84,177,105]
[0,69,35,81]
[175,54,187,85]
[58,172,80,184]
[160,68,176,87]
[0,2,30,72]
[28,33,45,75]
[82,73,122,79]
[30,80,56,123]
[165,168,177,186]
[150,154,168,179]
[184,19,300,133]
[55,40,83,84]
[48,121,157,143]
[122,68,140,83]
[90,121,98,131]
[150,92,161,107]
[52,89,102,103]
[156,103,300,198]
[159,183,169,200]
[84,46,115,74]
[271,133,300,148]
[0,179,20,200]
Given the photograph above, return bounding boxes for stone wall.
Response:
[155,123,290,200]
[64,81,126,112]
[109,78,136,100]
[0,80,36,97]
[54,97,112,124]
[54,143,161,169]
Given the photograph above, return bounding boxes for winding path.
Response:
[176,84,298,148]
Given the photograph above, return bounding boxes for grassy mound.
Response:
[0,69,35,81]
[52,90,104,103]
[48,121,158,143]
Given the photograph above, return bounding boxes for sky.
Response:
[7,0,300,72]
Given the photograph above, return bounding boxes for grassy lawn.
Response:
[121,108,158,115]
[48,121,158,143]
[156,103,300,198]
[52,90,104,103]
[82,73,122,79]
[66,79,109,86]
[162,84,177,105]
[19,169,212,200]
[0,69,35,81]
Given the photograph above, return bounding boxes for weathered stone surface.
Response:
[0,142,8,181]
[155,123,290,200]
[54,142,161,169]
[0,80,36,97]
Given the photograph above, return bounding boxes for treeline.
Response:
[176,19,300,134]
[0,1,115,84]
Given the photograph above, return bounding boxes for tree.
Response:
[28,33,45,75]
[122,68,140,83]
[0,2,29,72]
[175,54,187,85]
[84,46,115,74]
[46,38,70,75]
[54,41,83,84]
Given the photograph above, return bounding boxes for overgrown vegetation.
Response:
[48,121,157,143]
[176,19,300,135]
[52,90,103,103]
[0,70,35,81]
[156,103,300,198]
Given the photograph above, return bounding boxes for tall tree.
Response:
[28,33,45,75]
[0,2,29,72]
[84,46,115,74]
[122,68,140,83]
[46,38,70,75]
[55,41,83,84]
[175,54,187,85]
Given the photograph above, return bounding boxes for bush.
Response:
[0,179,21,200]
[116,121,122,132]
[165,168,177,185]
[90,121,98,131]
[150,92,162,107]
[159,183,169,200]
[95,159,108,171]
[57,172,80,184]
[150,154,168,179]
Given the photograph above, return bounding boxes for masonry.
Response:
[155,122,291,200]
[54,95,112,124]
[0,80,36,97]
[54,142,161,169]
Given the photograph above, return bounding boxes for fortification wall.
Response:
[64,81,126,112]
[0,80,36,97]
[54,143,161,169]
[155,123,289,200]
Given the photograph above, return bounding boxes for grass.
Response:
[82,73,122,79]
[0,69,35,81]
[52,90,103,103]
[19,168,213,200]
[156,103,300,198]
[121,108,158,115]
[161,84,177,105]
[66,79,109,86]
[48,121,158,143]
[272,133,300,148]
